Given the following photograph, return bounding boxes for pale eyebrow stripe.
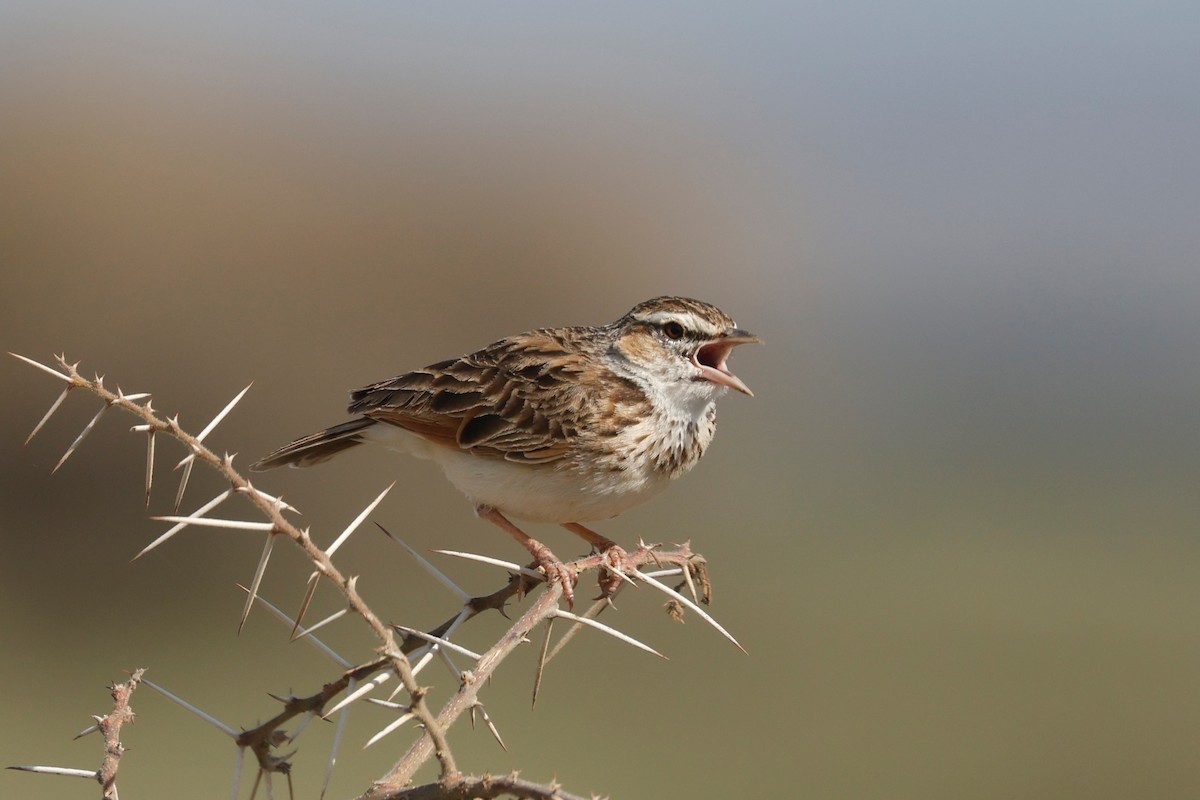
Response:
[635,311,720,336]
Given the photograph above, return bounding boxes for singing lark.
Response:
[252,296,759,603]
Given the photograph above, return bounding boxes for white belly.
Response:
[363,423,672,522]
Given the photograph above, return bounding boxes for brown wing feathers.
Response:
[252,330,606,471]
[348,334,589,463]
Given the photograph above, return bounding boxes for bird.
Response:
[251,296,759,605]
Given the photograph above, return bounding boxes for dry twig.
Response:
[8,353,737,799]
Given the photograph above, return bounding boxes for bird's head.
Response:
[612,296,760,406]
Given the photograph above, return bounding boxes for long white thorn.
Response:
[392,625,482,660]
[436,644,464,681]
[237,588,350,667]
[680,559,699,603]
[52,404,107,473]
[363,712,415,749]
[547,596,615,664]
[432,549,544,581]
[408,647,437,680]
[381,526,469,600]
[25,386,72,445]
[323,672,391,718]
[320,678,354,800]
[290,571,321,638]
[230,747,245,800]
[365,697,406,710]
[239,534,278,634]
[149,515,275,531]
[173,458,195,514]
[532,616,554,708]
[7,765,97,779]
[406,609,470,680]
[326,483,393,557]
[9,352,71,382]
[436,628,463,681]
[634,569,747,653]
[144,430,156,509]
[473,702,507,752]
[199,383,252,441]
[286,548,343,637]
[552,609,666,659]
[73,721,100,739]
[142,678,238,738]
[292,607,349,642]
[134,490,232,560]
[174,384,254,474]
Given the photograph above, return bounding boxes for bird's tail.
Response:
[250,418,377,471]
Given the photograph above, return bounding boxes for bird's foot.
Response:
[594,543,632,599]
[477,505,578,608]
[531,548,577,609]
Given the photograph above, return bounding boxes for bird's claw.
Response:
[596,544,631,599]
[537,555,577,609]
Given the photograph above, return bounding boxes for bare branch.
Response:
[12,354,736,800]
[380,773,597,800]
[98,668,145,799]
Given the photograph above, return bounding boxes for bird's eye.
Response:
[663,321,686,340]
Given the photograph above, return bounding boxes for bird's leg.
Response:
[477,505,576,608]
[561,522,629,598]
[560,522,617,551]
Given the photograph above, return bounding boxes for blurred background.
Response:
[2,2,1198,798]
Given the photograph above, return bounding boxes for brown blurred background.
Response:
[3,3,1199,798]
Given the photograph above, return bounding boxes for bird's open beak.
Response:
[693,328,761,396]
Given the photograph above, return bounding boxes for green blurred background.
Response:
[3,3,1198,798]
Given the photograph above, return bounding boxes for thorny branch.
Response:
[8,353,735,800]
[8,669,146,799]
[15,355,460,781]
[98,669,144,800]
[381,772,597,800]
